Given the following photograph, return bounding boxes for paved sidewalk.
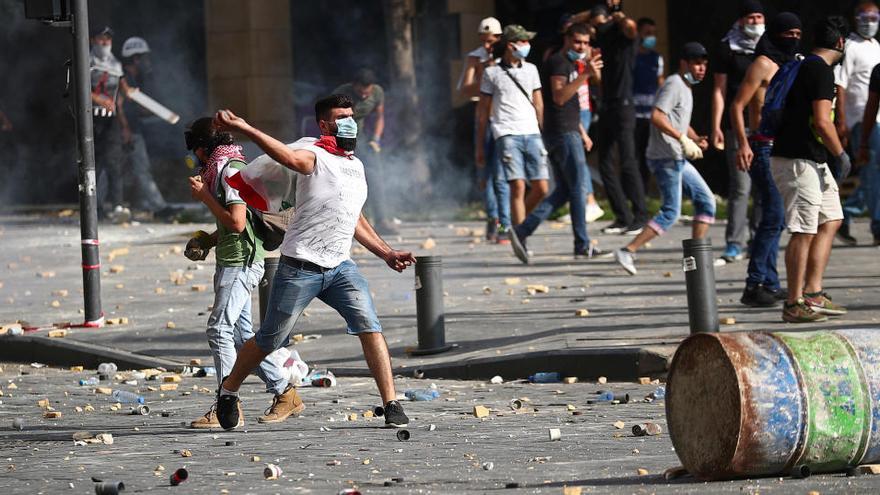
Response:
[1,363,875,494]
[1,213,879,378]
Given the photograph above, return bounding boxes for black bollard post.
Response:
[259,257,279,323]
[412,256,453,355]
[682,238,719,334]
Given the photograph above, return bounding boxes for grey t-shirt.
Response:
[646,73,692,160]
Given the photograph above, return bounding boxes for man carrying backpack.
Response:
[770,17,851,323]
[728,12,802,307]
[185,117,303,428]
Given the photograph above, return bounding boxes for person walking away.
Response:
[614,43,714,275]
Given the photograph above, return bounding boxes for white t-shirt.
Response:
[279,141,368,269]
[834,33,880,126]
[457,46,492,101]
[481,61,542,139]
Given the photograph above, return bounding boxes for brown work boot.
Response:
[191,402,244,429]
[258,385,305,423]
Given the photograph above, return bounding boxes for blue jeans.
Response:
[578,109,595,196]
[496,134,550,181]
[745,141,784,290]
[844,122,880,237]
[517,132,590,252]
[478,125,500,221]
[207,262,287,395]
[255,259,382,353]
[647,158,716,234]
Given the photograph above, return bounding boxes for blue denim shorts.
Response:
[497,133,550,181]
[254,259,382,353]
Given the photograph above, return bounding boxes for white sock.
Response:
[219,386,239,397]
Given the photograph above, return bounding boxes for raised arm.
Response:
[214,109,316,175]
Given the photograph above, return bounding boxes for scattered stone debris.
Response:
[574,309,590,317]
[719,317,736,325]
[597,376,607,384]
[473,405,490,418]
[637,468,649,476]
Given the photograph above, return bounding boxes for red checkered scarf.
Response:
[199,144,246,195]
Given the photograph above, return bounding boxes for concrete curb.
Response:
[0,335,187,371]
[332,345,674,381]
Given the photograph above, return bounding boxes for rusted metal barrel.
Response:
[667,330,879,480]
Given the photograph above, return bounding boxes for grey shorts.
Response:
[770,157,843,234]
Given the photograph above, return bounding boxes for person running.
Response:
[711,0,766,265]
[211,95,416,430]
[614,42,714,275]
[770,17,851,323]
[458,17,510,242]
[510,23,604,263]
[729,12,803,307]
[184,117,302,428]
[477,24,549,231]
[836,0,880,245]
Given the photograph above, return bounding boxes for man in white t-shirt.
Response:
[212,94,417,431]
[477,24,550,237]
[835,0,880,245]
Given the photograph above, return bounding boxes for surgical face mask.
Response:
[566,49,586,61]
[641,35,657,49]
[683,71,701,85]
[513,43,531,59]
[327,116,358,151]
[858,19,879,39]
[93,44,112,59]
[743,23,765,40]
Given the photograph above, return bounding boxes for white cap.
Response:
[121,37,150,58]
[478,17,502,35]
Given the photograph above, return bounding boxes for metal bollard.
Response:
[259,256,280,323]
[681,238,719,334]
[412,256,453,355]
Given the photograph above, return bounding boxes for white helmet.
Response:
[121,37,150,58]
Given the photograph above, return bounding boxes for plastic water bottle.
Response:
[79,377,99,386]
[528,372,561,383]
[404,389,440,401]
[111,390,144,404]
[597,391,615,402]
[97,363,117,376]
[653,386,666,400]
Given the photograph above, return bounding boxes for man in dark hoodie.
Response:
[729,12,803,307]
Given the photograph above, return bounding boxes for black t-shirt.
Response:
[595,21,636,102]
[869,63,880,93]
[771,57,836,163]
[542,52,581,137]
[714,42,754,130]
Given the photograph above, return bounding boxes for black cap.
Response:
[682,41,708,60]
[769,12,802,35]
[739,0,764,18]
[90,26,114,38]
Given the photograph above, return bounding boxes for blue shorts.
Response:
[496,133,550,181]
[254,259,382,353]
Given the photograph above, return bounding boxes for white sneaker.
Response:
[108,205,131,224]
[614,248,637,275]
[586,203,605,223]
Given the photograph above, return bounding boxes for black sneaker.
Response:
[770,288,788,301]
[741,285,780,307]
[837,223,857,246]
[384,400,409,428]
[217,393,243,431]
[509,227,530,264]
[601,221,627,235]
[574,244,612,259]
[623,223,645,236]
